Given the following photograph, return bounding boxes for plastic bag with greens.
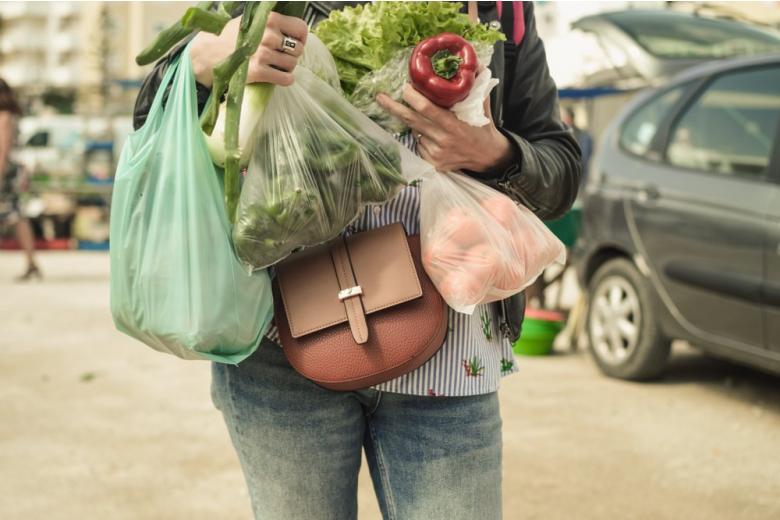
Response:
[204,33,340,169]
[232,65,426,271]
[110,45,273,364]
[314,1,505,94]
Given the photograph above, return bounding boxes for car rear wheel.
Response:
[586,258,670,380]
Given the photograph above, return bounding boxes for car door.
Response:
[625,65,780,350]
[764,123,780,354]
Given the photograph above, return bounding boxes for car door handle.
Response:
[636,184,660,203]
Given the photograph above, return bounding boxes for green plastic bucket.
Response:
[544,208,582,248]
[512,309,565,356]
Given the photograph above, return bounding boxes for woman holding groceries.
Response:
[134,2,580,518]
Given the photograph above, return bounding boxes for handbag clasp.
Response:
[338,286,363,301]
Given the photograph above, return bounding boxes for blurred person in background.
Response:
[0,78,41,281]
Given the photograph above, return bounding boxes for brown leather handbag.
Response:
[273,223,449,391]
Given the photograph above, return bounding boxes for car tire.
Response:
[586,258,670,380]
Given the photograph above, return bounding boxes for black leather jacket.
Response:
[132,2,581,342]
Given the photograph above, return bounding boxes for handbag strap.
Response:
[331,240,369,344]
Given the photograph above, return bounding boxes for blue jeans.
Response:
[211,339,503,520]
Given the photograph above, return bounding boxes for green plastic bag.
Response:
[109,44,273,364]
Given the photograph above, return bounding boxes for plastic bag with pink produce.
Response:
[420,170,566,314]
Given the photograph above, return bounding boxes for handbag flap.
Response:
[277,223,422,338]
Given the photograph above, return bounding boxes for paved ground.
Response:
[1,252,779,520]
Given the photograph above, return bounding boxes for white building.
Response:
[0,1,80,91]
[0,1,184,115]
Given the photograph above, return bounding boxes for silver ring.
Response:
[414,132,423,142]
[279,35,299,55]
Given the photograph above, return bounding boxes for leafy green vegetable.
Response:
[135,1,213,66]
[232,89,406,270]
[204,33,339,168]
[314,1,505,94]
[204,83,274,168]
[181,4,233,34]
[222,2,277,223]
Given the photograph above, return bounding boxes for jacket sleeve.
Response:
[488,2,582,221]
[132,37,212,131]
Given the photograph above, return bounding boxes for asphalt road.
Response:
[1,252,779,520]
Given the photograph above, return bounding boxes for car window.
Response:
[666,66,780,178]
[620,87,684,158]
[606,11,780,59]
[26,131,49,147]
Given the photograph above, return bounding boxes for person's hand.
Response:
[376,84,515,174]
[190,13,308,88]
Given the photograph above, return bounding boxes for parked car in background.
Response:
[574,55,780,380]
[572,10,780,89]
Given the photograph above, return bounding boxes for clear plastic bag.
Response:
[349,47,413,135]
[233,65,424,271]
[349,41,495,134]
[339,36,563,314]
[420,170,566,314]
[110,45,273,363]
[299,33,342,93]
[203,33,341,169]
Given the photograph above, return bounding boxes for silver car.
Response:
[574,55,780,380]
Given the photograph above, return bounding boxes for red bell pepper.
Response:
[409,33,478,108]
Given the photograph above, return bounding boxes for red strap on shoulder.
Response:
[496,1,526,45]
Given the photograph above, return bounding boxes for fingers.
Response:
[257,46,298,72]
[248,13,308,86]
[248,64,295,86]
[402,84,457,129]
[376,93,440,139]
[417,139,436,164]
[418,139,456,172]
[190,17,242,87]
[246,56,296,84]
[248,40,298,84]
[267,12,308,44]
[192,13,308,88]
[260,28,305,58]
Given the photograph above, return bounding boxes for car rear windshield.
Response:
[606,11,780,59]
